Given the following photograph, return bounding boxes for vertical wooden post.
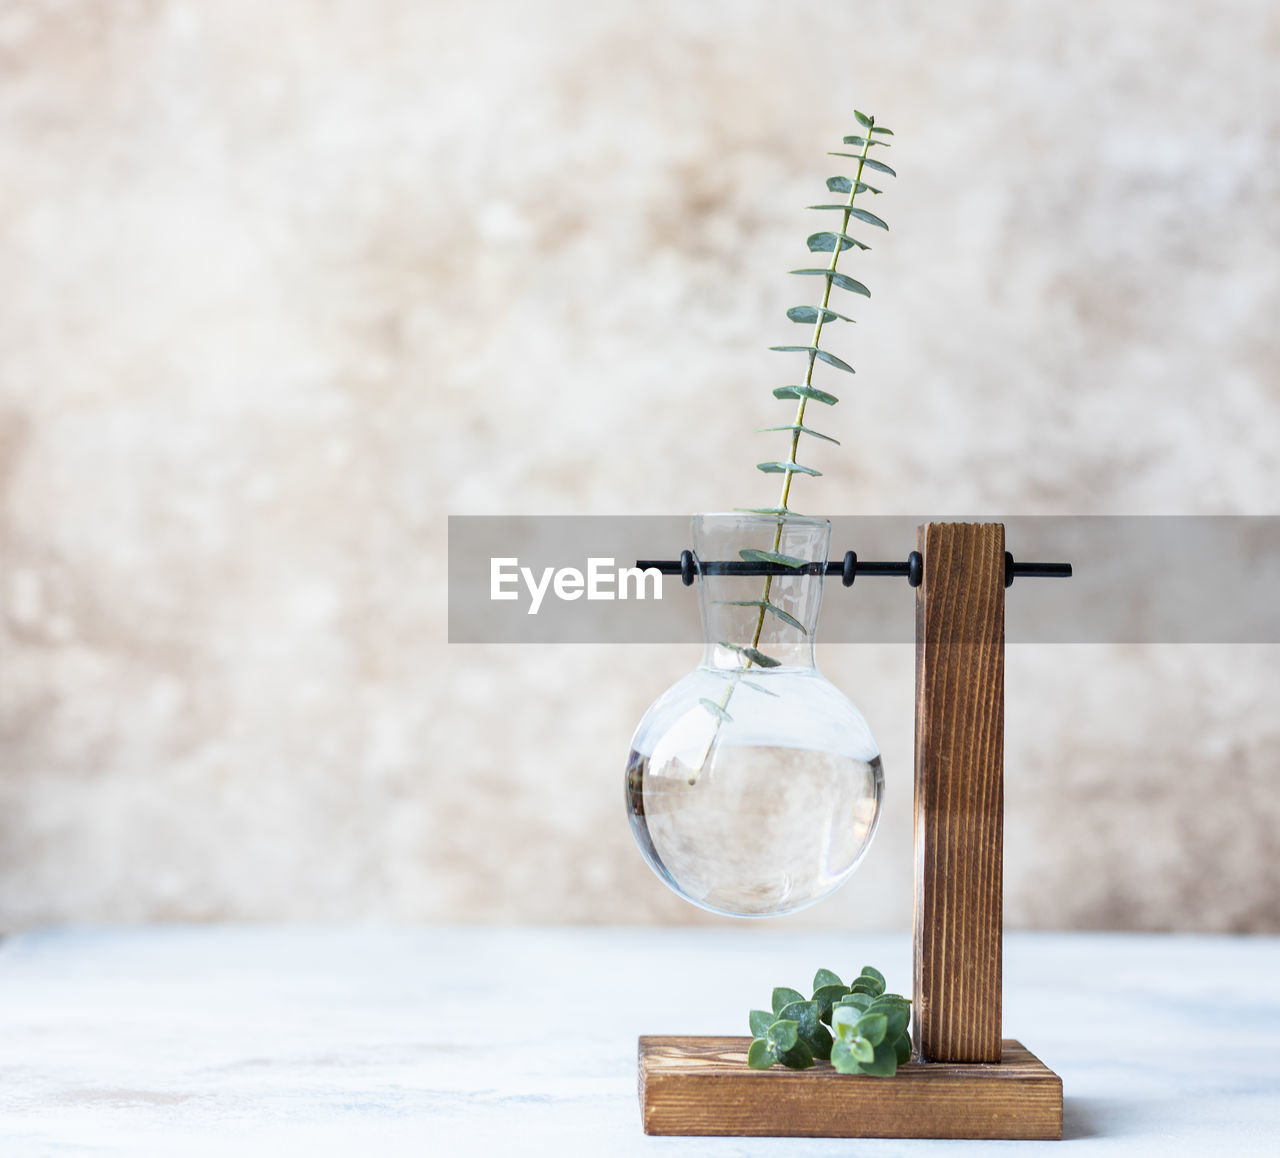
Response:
[913,522,1006,1064]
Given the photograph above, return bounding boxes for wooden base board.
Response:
[639,1036,1062,1139]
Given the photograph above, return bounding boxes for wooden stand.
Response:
[638,523,1064,1139]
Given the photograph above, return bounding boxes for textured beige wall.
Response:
[1,0,1277,931]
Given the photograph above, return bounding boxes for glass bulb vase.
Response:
[625,512,883,918]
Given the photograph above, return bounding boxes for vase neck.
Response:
[690,512,831,672]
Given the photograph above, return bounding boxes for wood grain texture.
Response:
[913,522,1006,1063]
[638,1036,1061,1139]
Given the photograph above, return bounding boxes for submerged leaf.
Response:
[738,548,807,568]
[715,599,808,633]
[698,697,732,723]
[720,642,783,668]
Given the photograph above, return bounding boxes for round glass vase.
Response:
[624,512,883,917]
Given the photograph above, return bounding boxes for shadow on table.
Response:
[1063,1096,1133,1141]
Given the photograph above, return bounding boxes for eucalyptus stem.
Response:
[692,112,894,768]
[746,125,878,663]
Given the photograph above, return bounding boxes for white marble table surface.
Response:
[0,927,1276,1156]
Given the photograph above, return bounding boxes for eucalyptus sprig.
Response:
[747,965,912,1076]
[701,110,894,734]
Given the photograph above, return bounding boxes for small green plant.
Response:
[747,966,912,1076]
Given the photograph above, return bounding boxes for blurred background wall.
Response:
[1,0,1277,932]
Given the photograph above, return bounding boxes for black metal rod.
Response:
[635,550,1072,589]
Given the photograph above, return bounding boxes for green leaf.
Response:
[878,1004,909,1042]
[749,1009,775,1038]
[776,1040,816,1070]
[854,1013,888,1046]
[893,1032,912,1065]
[826,176,853,193]
[770,344,855,374]
[869,126,894,136]
[806,204,878,221]
[714,599,808,633]
[854,109,873,128]
[865,994,909,1018]
[806,230,870,253]
[777,1000,832,1061]
[849,977,882,996]
[830,1040,862,1074]
[757,424,841,445]
[786,305,856,324]
[698,697,732,723]
[811,984,850,1022]
[850,1036,875,1064]
[773,384,839,405]
[766,1019,799,1051]
[720,643,783,668]
[788,269,871,297]
[757,461,822,477]
[860,1040,899,1077]
[841,136,890,149]
[815,349,855,375]
[860,157,897,177]
[847,207,889,231]
[771,987,806,1015]
[830,1004,861,1043]
[747,1037,776,1070]
[859,965,886,989]
[814,968,843,991]
[835,991,874,1012]
[738,548,807,568]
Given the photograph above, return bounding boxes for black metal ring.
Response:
[907,550,923,588]
[679,549,696,587]
[842,550,857,586]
